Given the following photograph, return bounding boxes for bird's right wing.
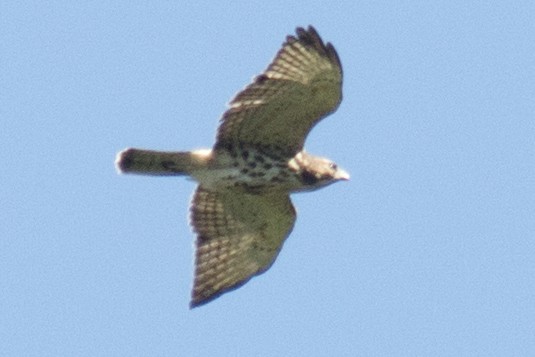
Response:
[214,26,342,158]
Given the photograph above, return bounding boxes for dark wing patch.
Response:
[215,26,343,157]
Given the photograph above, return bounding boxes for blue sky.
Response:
[2,1,534,356]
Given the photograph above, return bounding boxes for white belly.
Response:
[189,150,300,190]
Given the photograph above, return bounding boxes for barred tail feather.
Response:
[115,148,209,176]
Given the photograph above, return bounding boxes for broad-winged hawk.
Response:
[116,26,348,308]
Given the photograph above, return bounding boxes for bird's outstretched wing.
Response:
[215,26,343,158]
[189,186,296,308]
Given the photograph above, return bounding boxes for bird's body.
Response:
[118,147,345,192]
[116,26,348,307]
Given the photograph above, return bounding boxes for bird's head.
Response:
[289,152,349,191]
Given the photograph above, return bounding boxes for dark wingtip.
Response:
[293,25,342,72]
[189,291,223,309]
[189,270,256,309]
[189,301,201,309]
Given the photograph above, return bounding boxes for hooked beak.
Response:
[336,168,350,181]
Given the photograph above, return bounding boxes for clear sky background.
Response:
[2,2,534,356]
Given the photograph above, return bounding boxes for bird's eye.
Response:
[329,162,338,170]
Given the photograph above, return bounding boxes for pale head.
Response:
[289,152,349,192]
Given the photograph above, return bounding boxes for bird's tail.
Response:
[115,148,210,176]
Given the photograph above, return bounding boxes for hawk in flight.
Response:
[116,26,348,308]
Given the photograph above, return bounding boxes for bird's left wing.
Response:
[215,26,342,158]
[189,186,296,308]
